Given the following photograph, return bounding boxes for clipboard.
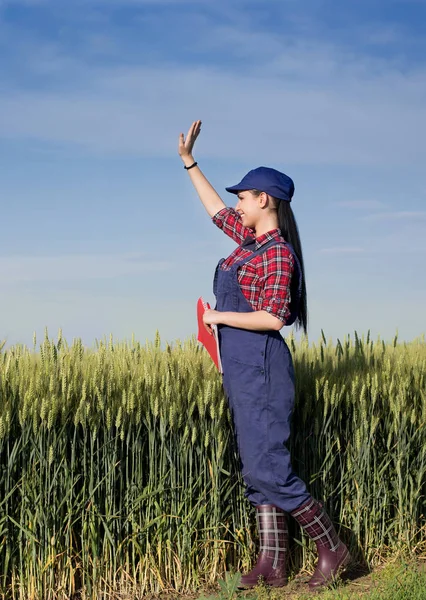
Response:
[196,297,223,373]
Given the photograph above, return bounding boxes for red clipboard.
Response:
[197,297,223,373]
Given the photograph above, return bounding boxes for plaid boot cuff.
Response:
[290,498,340,551]
[256,505,288,568]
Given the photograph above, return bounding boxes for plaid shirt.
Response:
[212,207,294,323]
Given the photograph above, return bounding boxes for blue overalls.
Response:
[214,238,310,513]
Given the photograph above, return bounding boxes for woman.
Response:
[178,120,351,590]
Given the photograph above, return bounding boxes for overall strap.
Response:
[229,238,282,270]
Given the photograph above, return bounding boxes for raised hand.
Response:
[179,120,202,159]
[177,119,225,216]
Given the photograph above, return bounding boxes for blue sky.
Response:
[1,0,426,347]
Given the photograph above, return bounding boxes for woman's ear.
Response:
[258,192,269,208]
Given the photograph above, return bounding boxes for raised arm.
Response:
[178,120,226,218]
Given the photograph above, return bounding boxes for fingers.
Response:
[187,121,197,139]
[194,119,202,136]
[203,311,213,335]
[189,120,202,139]
[178,132,185,153]
[179,120,202,153]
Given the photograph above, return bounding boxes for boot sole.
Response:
[238,577,287,589]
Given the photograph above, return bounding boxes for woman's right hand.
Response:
[179,120,202,160]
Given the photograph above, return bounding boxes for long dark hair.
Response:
[252,190,308,334]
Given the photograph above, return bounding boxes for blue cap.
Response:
[225,166,295,202]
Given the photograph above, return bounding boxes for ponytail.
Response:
[276,200,308,335]
[251,190,308,333]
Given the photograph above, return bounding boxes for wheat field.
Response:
[0,330,425,599]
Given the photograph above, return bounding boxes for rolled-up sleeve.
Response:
[258,245,294,323]
[212,207,254,244]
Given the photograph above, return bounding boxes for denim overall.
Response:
[214,239,310,512]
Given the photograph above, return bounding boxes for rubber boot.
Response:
[239,504,288,588]
[291,498,351,589]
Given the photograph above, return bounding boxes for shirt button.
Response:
[260,369,265,374]
[261,351,264,356]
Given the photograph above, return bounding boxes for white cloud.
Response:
[334,200,387,209]
[363,211,426,221]
[1,3,426,168]
[320,247,365,254]
[0,253,172,283]
[363,26,403,46]
[0,60,426,168]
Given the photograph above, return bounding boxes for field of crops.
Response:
[0,330,425,600]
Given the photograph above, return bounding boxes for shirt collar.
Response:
[242,228,283,249]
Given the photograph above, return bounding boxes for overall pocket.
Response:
[226,356,267,408]
[224,330,267,368]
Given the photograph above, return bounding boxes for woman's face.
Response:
[235,190,263,229]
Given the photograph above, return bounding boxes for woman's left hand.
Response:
[203,309,221,328]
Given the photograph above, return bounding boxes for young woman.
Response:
[178,120,351,590]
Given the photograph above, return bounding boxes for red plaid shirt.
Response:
[212,207,294,323]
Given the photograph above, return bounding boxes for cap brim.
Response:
[225,184,245,194]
